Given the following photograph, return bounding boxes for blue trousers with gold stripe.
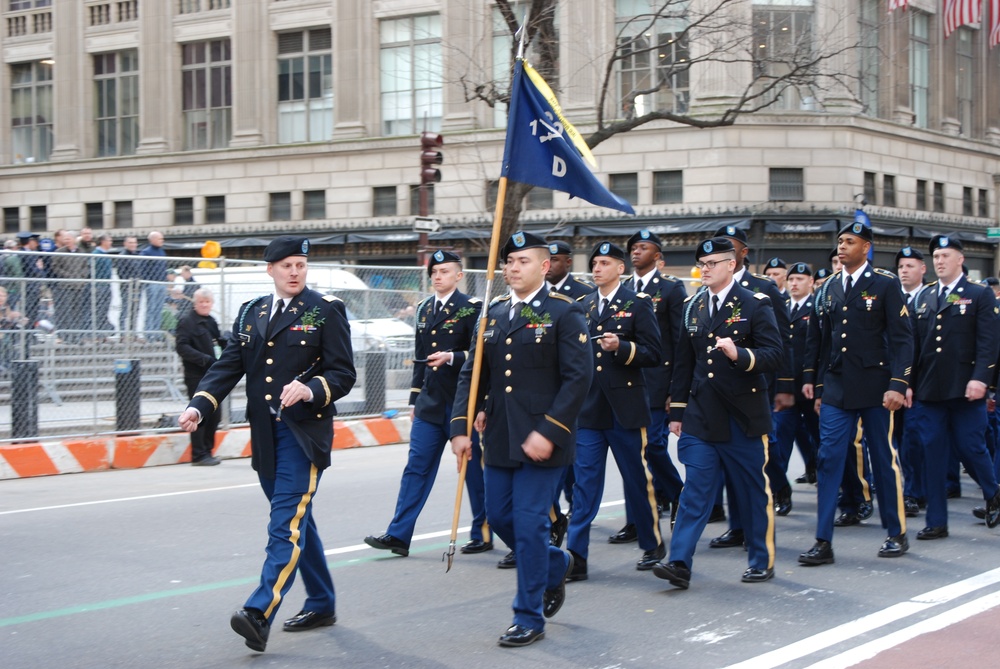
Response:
[838,420,874,513]
[669,418,775,572]
[245,419,335,622]
[816,404,904,543]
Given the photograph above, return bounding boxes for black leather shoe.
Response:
[497,550,517,569]
[741,567,774,583]
[364,533,409,557]
[985,491,1000,529]
[636,543,666,571]
[608,523,638,544]
[231,608,269,652]
[795,467,817,484]
[798,540,834,566]
[460,539,494,554]
[973,505,987,520]
[834,512,860,527]
[550,513,568,548]
[707,504,727,523]
[566,550,588,582]
[652,560,690,589]
[774,488,792,517]
[878,533,909,558]
[709,528,745,549]
[282,610,336,632]
[543,552,574,618]
[946,488,962,499]
[916,526,949,540]
[498,624,545,647]
[904,497,920,518]
[858,502,874,520]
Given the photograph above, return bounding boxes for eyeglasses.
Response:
[695,259,733,270]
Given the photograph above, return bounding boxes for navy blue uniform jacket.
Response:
[623,272,686,409]
[553,273,595,300]
[736,269,795,395]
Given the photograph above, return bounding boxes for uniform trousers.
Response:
[245,418,335,622]
[900,405,927,502]
[816,404,905,543]
[644,408,685,503]
[772,400,819,486]
[387,411,488,544]
[669,418,775,572]
[989,406,1000,480]
[567,419,662,561]
[912,399,1000,527]
[838,421,874,513]
[484,462,570,631]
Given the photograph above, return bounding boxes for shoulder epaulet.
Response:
[323,294,341,302]
[683,294,695,303]
[576,295,587,302]
[874,268,898,278]
[663,274,682,282]
[752,272,769,280]
[636,292,651,299]
[927,280,939,287]
[468,297,482,304]
[489,294,512,306]
[572,276,594,286]
[753,292,768,300]
[549,292,573,303]
[417,295,433,309]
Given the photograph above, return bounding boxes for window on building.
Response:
[525,187,553,210]
[303,190,326,219]
[485,180,500,213]
[962,187,974,217]
[410,184,434,215]
[769,168,804,202]
[653,170,683,204]
[9,1,51,10]
[10,61,53,164]
[609,173,639,205]
[94,49,139,157]
[373,186,397,217]
[86,202,104,229]
[916,179,927,211]
[979,189,989,219]
[858,0,881,117]
[864,171,877,205]
[956,28,973,136]
[491,2,556,127]
[909,11,930,129]
[277,28,333,143]
[752,2,815,111]
[883,175,896,209]
[205,195,225,224]
[178,0,230,13]
[181,39,232,150]
[270,192,291,221]
[114,201,132,228]
[615,0,689,118]
[29,205,46,232]
[174,198,194,225]
[380,15,442,135]
[933,182,945,213]
[4,207,19,234]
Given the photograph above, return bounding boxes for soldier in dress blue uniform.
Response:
[813,267,832,290]
[653,237,783,589]
[896,246,930,517]
[799,222,912,566]
[364,250,489,557]
[764,257,788,295]
[908,235,1000,536]
[450,231,591,648]
[179,236,356,653]
[565,241,664,581]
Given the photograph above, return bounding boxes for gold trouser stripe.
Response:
[545,415,570,433]
[318,377,332,407]
[549,506,558,523]
[624,340,636,366]
[746,349,756,372]
[886,410,906,536]
[637,427,663,547]
[263,463,318,620]
[852,418,872,501]
[760,434,776,570]
[193,391,218,412]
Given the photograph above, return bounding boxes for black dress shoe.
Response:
[636,543,666,571]
[550,513,568,548]
[498,624,545,647]
[497,550,517,569]
[460,539,494,554]
[774,488,792,517]
[707,504,727,523]
[857,502,874,520]
[652,560,690,589]
[543,552,574,618]
[973,505,987,520]
[946,488,962,499]
[741,567,774,583]
[364,533,409,557]
[282,610,336,631]
[566,550,588,582]
[916,526,949,540]
[608,523,638,544]
[709,528,745,548]
[904,496,920,518]
[834,512,860,527]
[795,468,817,484]
[985,490,1000,529]
[798,540,835,565]
[878,533,909,558]
[231,608,269,652]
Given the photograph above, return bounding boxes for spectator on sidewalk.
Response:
[92,234,114,334]
[117,236,143,334]
[141,231,168,340]
[175,288,224,466]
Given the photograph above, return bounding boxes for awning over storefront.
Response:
[763,220,839,234]
[576,218,750,237]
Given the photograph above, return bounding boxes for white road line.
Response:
[0,483,258,515]
[721,566,1000,669]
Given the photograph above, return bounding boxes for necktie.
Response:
[906,293,913,306]
[711,295,720,318]
[635,279,644,294]
[508,301,516,323]
[266,299,284,340]
[600,298,609,316]
[940,286,949,301]
[845,275,854,297]
[434,300,442,316]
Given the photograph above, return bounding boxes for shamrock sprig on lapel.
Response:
[612,299,634,319]
[300,306,325,327]
[520,305,552,326]
[724,301,742,325]
[442,305,477,330]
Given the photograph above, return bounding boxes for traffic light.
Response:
[420,132,443,185]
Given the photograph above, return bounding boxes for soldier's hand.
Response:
[521,431,554,461]
[988,397,996,413]
[883,390,904,411]
[802,383,814,400]
[178,408,201,433]
[813,398,822,415]
[426,351,452,368]
[773,393,794,412]
[280,379,311,407]
[598,333,620,352]
[409,406,415,420]
[966,380,987,402]
[451,435,472,471]
[669,421,682,437]
[473,410,486,432]
[713,337,738,360]
[905,387,914,409]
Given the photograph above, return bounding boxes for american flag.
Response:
[991,0,1000,48]
[944,0,982,38]
[888,0,908,10]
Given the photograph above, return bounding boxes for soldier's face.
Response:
[764,267,787,289]
[430,262,462,295]
[896,258,926,290]
[699,253,736,291]
[546,254,570,282]
[505,248,548,299]
[267,257,308,299]
[932,248,963,284]
[787,274,813,300]
[590,256,624,289]
[629,242,659,272]
[830,255,843,272]
[836,235,868,271]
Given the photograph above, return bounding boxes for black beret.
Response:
[16,231,39,241]
[787,262,812,277]
[626,229,662,251]
[983,277,1000,287]
[548,240,573,256]
[695,237,735,261]
[715,224,749,245]
[766,257,787,270]
[929,234,963,253]
[263,236,310,262]
[427,249,461,276]
[828,248,839,261]
[501,230,548,261]
[838,220,873,243]
[895,246,924,265]
[589,241,626,264]
[814,268,832,280]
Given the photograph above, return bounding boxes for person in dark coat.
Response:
[175,288,225,465]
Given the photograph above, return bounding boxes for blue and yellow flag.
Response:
[500,60,635,215]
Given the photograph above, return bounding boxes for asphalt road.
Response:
[3,442,1000,669]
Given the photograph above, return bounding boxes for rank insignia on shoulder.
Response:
[549,292,573,303]
[754,292,767,300]
[578,333,587,343]
[323,294,341,302]
[470,297,482,304]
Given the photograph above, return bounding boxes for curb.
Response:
[0,415,412,480]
